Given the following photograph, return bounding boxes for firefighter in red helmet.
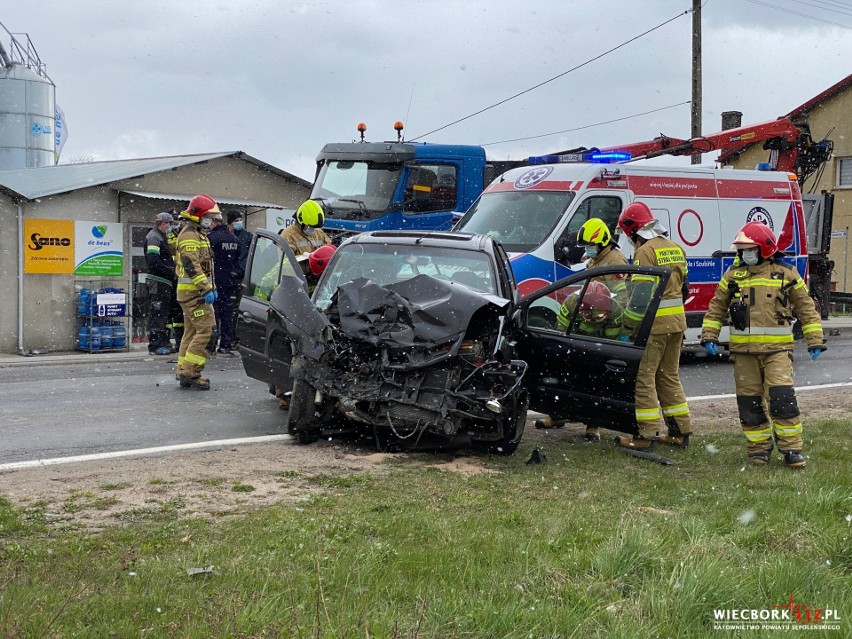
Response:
[174,194,221,390]
[615,201,692,452]
[700,221,825,468]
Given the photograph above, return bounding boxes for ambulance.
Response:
[453,161,808,345]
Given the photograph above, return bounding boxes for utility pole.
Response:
[691,0,702,165]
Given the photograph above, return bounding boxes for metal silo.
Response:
[0,22,56,170]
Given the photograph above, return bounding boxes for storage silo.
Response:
[0,24,56,170]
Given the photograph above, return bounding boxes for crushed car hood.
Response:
[335,275,510,349]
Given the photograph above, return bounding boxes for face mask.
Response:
[741,249,759,266]
[200,217,213,229]
[303,226,316,236]
[583,246,599,259]
[232,221,244,231]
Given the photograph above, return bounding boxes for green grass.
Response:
[1,421,851,638]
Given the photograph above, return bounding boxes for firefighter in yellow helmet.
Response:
[615,202,692,452]
[700,222,825,468]
[534,218,628,440]
[174,194,220,390]
[279,200,332,256]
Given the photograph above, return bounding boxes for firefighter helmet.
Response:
[731,221,777,259]
[295,200,325,228]
[181,194,220,223]
[617,202,655,241]
[308,244,336,276]
[579,280,612,323]
[577,218,612,247]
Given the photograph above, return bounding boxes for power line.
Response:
[743,0,852,27]
[408,9,690,142]
[787,0,852,16]
[481,101,691,147]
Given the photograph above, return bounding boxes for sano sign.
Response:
[23,220,125,276]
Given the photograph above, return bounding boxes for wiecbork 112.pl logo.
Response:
[712,593,842,632]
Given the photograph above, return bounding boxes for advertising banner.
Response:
[23,219,75,274]
[265,209,295,233]
[74,221,124,276]
[54,104,68,164]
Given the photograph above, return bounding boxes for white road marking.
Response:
[687,381,852,402]
[0,434,292,472]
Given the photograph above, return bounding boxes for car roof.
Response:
[341,230,496,253]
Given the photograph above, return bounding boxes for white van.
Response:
[453,162,808,344]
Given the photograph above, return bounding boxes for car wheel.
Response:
[474,390,528,455]
[287,378,321,445]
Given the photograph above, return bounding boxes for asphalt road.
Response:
[1,335,851,466]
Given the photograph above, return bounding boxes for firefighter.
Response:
[615,202,692,451]
[534,218,628,440]
[279,200,332,255]
[144,211,178,355]
[700,222,825,468]
[175,194,220,390]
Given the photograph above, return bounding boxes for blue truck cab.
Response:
[312,141,512,235]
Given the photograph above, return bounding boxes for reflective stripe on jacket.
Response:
[175,222,214,303]
[629,236,688,334]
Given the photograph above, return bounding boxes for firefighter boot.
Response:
[584,426,601,442]
[534,415,566,430]
[782,450,806,469]
[659,418,690,448]
[614,435,657,452]
[747,439,774,466]
[192,377,210,391]
[178,374,193,389]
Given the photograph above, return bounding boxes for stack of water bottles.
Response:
[75,286,128,352]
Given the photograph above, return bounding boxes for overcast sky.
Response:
[3,0,851,181]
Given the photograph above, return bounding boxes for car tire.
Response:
[474,390,528,455]
[287,378,321,445]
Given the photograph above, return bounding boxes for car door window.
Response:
[523,269,662,345]
[248,236,283,301]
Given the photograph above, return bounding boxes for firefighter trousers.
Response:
[634,331,691,439]
[177,296,217,379]
[732,351,802,453]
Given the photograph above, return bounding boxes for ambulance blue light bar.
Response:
[527,150,632,164]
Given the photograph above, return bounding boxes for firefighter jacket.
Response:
[166,229,179,257]
[144,227,176,286]
[279,223,331,256]
[175,221,215,304]
[557,295,625,339]
[625,236,688,335]
[587,243,628,271]
[700,259,824,354]
[208,225,241,289]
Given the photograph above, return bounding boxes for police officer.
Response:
[175,194,220,390]
[280,200,332,255]
[227,210,252,346]
[615,202,692,451]
[208,214,241,355]
[534,218,628,440]
[700,222,825,468]
[144,211,177,355]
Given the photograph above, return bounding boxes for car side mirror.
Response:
[511,307,523,328]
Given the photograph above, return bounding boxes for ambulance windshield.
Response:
[454,191,574,253]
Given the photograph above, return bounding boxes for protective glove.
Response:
[809,346,825,361]
[213,290,219,302]
[703,340,719,357]
[203,291,215,305]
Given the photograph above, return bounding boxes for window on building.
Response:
[838,157,852,188]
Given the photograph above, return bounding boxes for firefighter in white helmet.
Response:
[700,221,825,468]
[535,218,628,441]
[615,202,692,452]
[175,194,220,390]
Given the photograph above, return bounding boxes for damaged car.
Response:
[237,229,670,454]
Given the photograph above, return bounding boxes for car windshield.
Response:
[454,190,574,253]
[314,242,497,309]
[311,160,402,219]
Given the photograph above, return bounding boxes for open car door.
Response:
[513,264,671,435]
[237,230,323,387]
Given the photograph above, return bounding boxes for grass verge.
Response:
[1,419,850,638]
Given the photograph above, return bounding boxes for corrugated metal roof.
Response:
[0,151,311,200]
[120,190,284,209]
[0,152,231,200]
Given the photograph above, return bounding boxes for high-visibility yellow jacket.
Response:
[279,223,331,256]
[175,222,215,304]
[701,259,824,353]
[625,236,688,335]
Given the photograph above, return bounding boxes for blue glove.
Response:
[703,340,719,357]
[213,290,219,302]
[203,291,215,305]
[809,346,824,361]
